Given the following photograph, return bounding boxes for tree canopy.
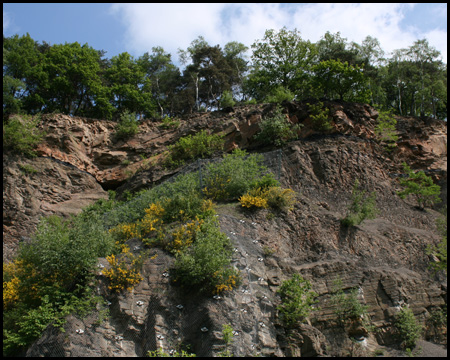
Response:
[3,31,447,120]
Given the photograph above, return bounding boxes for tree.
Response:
[397,162,441,210]
[223,41,249,101]
[311,59,371,102]
[105,52,155,118]
[41,42,106,116]
[3,33,47,114]
[316,31,363,66]
[138,47,181,118]
[246,27,316,101]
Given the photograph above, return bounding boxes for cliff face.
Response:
[3,101,447,356]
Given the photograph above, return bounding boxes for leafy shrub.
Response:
[397,162,441,210]
[265,187,297,211]
[158,115,180,130]
[19,215,115,292]
[103,245,143,292]
[220,90,236,109]
[330,278,370,329]
[165,130,224,168]
[394,307,422,349]
[307,102,333,132]
[250,172,280,190]
[254,105,301,146]
[172,217,239,294]
[277,274,318,328]
[19,163,39,175]
[341,179,378,227]
[3,114,45,157]
[202,149,268,201]
[265,86,295,103]
[114,110,139,140]
[374,108,398,151]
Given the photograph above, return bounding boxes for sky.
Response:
[3,3,448,66]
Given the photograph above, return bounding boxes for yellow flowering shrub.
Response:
[103,247,143,292]
[213,272,240,294]
[109,203,165,242]
[239,186,296,211]
[239,187,269,209]
[169,217,204,254]
[3,261,21,309]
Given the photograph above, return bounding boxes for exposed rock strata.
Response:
[3,102,447,356]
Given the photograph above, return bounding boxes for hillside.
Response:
[3,101,447,357]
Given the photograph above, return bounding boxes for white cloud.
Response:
[109,3,447,63]
[3,10,11,32]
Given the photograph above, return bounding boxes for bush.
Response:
[330,278,370,329]
[277,274,318,328]
[239,187,269,209]
[307,102,333,132]
[265,186,297,211]
[165,130,224,168]
[397,162,441,210]
[202,149,269,201]
[3,114,45,157]
[341,179,378,227]
[265,86,295,103]
[239,186,296,212]
[254,105,301,146]
[114,110,139,140]
[220,90,236,109]
[103,245,143,292]
[172,217,239,294]
[394,307,422,349]
[19,214,115,293]
[374,108,398,151]
[158,115,180,130]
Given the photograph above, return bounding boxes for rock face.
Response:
[3,101,447,356]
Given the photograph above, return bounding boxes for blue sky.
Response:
[3,3,447,64]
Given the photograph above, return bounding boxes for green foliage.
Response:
[394,307,422,349]
[218,323,234,357]
[277,274,318,327]
[19,163,39,175]
[330,278,370,328]
[247,27,316,101]
[397,163,441,210]
[158,115,180,129]
[374,108,398,150]
[165,130,224,168]
[148,348,196,357]
[311,59,372,103]
[265,86,295,103]
[220,90,236,109]
[341,179,378,226]
[114,110,140,140]
[265,187,297,211]
[202,149,269,201]
[172,217,239,294]
[307,101,333,132]
[3,114,45,157]
[254,105,301,147]
[250,172,280,190]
